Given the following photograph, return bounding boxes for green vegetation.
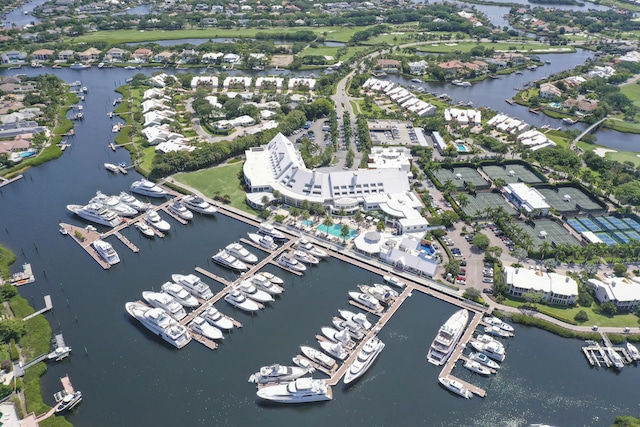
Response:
[612,416,640,427]
[416,42,575,54]
[23,362,48,415]
[0,244,16,279]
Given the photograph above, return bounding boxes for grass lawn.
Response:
[138,146,157,174]
[416,42,575,54]
[300,46,340,58]
[174,163,260,215]
[604,116,640,134]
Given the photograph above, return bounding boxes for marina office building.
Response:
[504,266,578,305]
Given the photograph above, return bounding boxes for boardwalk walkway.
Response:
[23,295,52,321]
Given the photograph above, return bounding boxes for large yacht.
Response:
[160,282,199,308]
[321,327,352,346]
[182,195,217,215]
[300,346,336,370]
[276,254,307,272]
[257,222,286,241]
[224,289,260,312]
[212,249,248,272]
[249,274,283,295]
[438,376,472,399]
[142,291,187,321]
[168,200,193,221]
[249,364,311,385]
[319,340,348,360]
[427,309,469,366]
[134,221,155,238]
[338,310,372,330]
[332,317,365,340]
[348,291,383,313]
[225,242,258,264]
[67,203,122,227]
[383,275,406,289]
[259,272,283,285]
[188,316,223,340]
[92,239,120,265]
[237,281,274,303]
[145,211,171,232]
[295,238,328,258]
[247,233,277,250]
[172,274,214,300]
[118,192,152,212]
[358,284,396,305]
[125,302,192,349]
[90,191,138,217]
[293,250,319,265]
[256,378,332,403]
[130,179,168,198]
[344,335,385,385]
[202,306,234,330]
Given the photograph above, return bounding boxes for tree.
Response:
[513,247,528,264]
[543,258,558,272]
[578,291,594,308]
[322,215,334,230]
[445,260,462,277]
[376,221,386,232]
[440,210,459,228]
[574,310,589,322]
[600,301,618,316]
[457,193,469,209]
[522,291,544,304]
[0,284,17,301]
[463,288,481,301]
[485,246,503,261]
[472,233,490,251]
[613,263,628,277]
[289,207,300,219]
[340,224,350,242]
[0,320,26,343]
[354,211,364,228]
[493,178,507,189]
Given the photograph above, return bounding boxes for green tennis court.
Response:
[481,164,544,184]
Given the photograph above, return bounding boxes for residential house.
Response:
[202,17,217,26]
[31,49,55,61]
[132,48,153,61]
[504,266,578,305]
[57,50,75,61]
[202,52,224,64]
[77,47,101,62]
[105,47,127,61]
[590,277,640,311]
[578,99,598,113]
[407,60,429,75]
[180,49,199,63]
[1,51,27,64]
[223,53,241,63]
[539,82,561,98]
[375,59,401,73]
[154,51,175,63]
[438,60,464,76]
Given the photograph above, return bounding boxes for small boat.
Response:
[135,221,155,238]
[55,391,83,413]
[104,163,120,173]
[439,377,472,399]
[451,79,471,87]
[505,99,514,105]
[188,316,223,340]
[59,224,68,235]
[563,117,576,125]
[224,289,260,312]
[321,327,352,346]
[515,70,523,75]
[249,364,311,385]
[295,238,328,258]
[249,274,283,295]
[70,63,89,70]
[626,342,640,361]
[474,334,504,347]
[607,347,624,370]
[293,250,319,265]
[247,233,277,250]
[463,359,492,376]
[212,249,248,272]
[348,291,383,312]
[383,275,406,289]
[145,211,171,232]
[112,124,119,133]
[343,336,385,385]
[468,352,500,370]
[160,282,199,308]
[168,201,193,221]
[319,340,348,360]
[484,325,512,338]
[124,65,137,70]
[259,272,284,285]
[469,340,505,362]
[202,306,234,330]
[483,316,514,333]
[300,345,336,369]
[47,346,72,361]
[225,242,258,264]
[338,310,372,330]
[332,318,365,340]
[237,281,274,303]
[256,378,332,403]
[277,254,307,272]
[182,195,217,215]
[292,355,316,372]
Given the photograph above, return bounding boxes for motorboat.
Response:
[468,352,500,370]
[91,191,138,217]
[182,195,217,215]
[125,302,192,349]
[237,281,274,303]
[277,254,307,272]
[321,327,352,345]
[249,274,283,295]
[70,63,89,69]
[188,316,223,340]
[225,242,258,264]
[92,239,120,265]
[172,274,214,300]
[348,291,383,313]
[343,335,385,385]
[319,341,348,360]
[224,289,260,312]
[212,249,248,272]
[300,345,336,369]
[160,282,199,308]
[463,359,492,376]
[451,79,472,87]
[247,233,278,250]
[332,318,365,340]
[295,238,328,258]
[626,342,640,361]
[259,272,284,285]
[383,275,406,289]
[202,306,234,330]
[145,211,171,232]
[427,309,469,366]
[48,346,72,361]
[249,364,311,385]
[104,163,119,173]
[130,179,168,198]
[112,124,120,133]
[142,291,187,321]
[55,391,83,413]
[483,316,514,333]
[474,334,504,348]
[607,347,624,369]
[168,200,193,221]
[135,221,155,238]
[256,378,332,403]
[358,284,396,305]
[67,203,122,227]
[338,310,372,330]
[438,377,472,399]
[292,356,316,372]
[411,78,422,83]
[293,250,319,265]
[484,325,512,338]
[469,340,506,362]
[118,192,152,212]
[257,222,286,241]
[59,224,68,235]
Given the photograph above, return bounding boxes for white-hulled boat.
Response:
[182,195,217,215]
[91,191,138,217]
[250,274,283,295]
[484,316,514,333]
[343,335,385,385]
[259,272,284,285]
[172,274,213,300]
[319,341,348,360]
[249,364,311,385]
[247,233,278,250]
[142,291,187,321]
[383,275,406,289]
[321,327,352,346]
[59,224,68,235]
[135,221,155,238]
[338,310,372,330]
[92,239,120,265]
[188,316,223,340]
[48,346,72,361]
[257,222,286,241]
[67,203,122,227]
[118,192,152,212]
[145,211,171,232]
[130,179,168,198]
[463,359,492,376]
[256,378,332,403]
[427,309,469,366]
[125,302,192,349]
[300,346,336,369]
[225,242,258,264]
[439,377,472,399]
[160,282,199,308]
[212,249,248,272]
[468,352,500,370]
[55,391,83,414]
[238,281,274,303]
[292,356,316,372]
[104,163,119,173]
[626,342,640,361]
[293,250,319,265]
[224,289,260,312]
[484,325,512,338]
[469,340,506,362]
[348,291,383,312]
[332,318,365,340]
[358,284,395,305]
[295,238,328,258]
[607,347,624,369]
[168,201,193,221]
[474,334,504,348]
[202,306,234,330]
[277,254,307,272]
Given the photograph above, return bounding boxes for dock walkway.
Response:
[9,262,35,286]
[23,295,53,321]
[0,174,23,188]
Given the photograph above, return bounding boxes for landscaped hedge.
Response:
[24,362,49,416]
[511,314,600,339]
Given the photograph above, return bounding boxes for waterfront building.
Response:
[589,277,640,312]
[516,129,555,151]
[407,60,429,75]
[367,147,413,177]
[504,266,578,305]
[363,78,436,117]
[191,76,219,89]
[502,183,550,216]
[444,108,481,126]
[31,49,55,61]
[540,83,562,98]
[288,78,316,92]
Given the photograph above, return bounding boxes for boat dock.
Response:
[9,262,35,286]
[161,206,189,225]
[114,231,139,253]
[194,267,232,287]
[23,295,53,321]
[190,331,218,350]
[240,237,274,253]
[348,299,383,317]
[581,333,633,367]
[0,174,23,188]
[295,354,336,376]
[60,374,75,395]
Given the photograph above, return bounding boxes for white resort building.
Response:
[502,182,550,216]
[589,277,640,312]
[504,266,578,305]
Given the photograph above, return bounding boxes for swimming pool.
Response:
[302,220,314,227]
[549,102,562,109]
[456,144,470,153]
[18,150,36,158]
[316,223,358,239]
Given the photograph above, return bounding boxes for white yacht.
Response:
[259,272,284,285]
[344,336,385,385]
[142,291,187,321]
[118,192,152,212]
[451,79,472,87]
[249,364,311,385]
[332,318,365,340]
[358,284,396,305]
[172,274,214,300]
[257,222,286,241]
[92,239,120,265]
[348,291,383,312]
[474,334,504,348]
[484,316,514,333]
[383,275,406,289]
[202,306,234,330]
[104,163,119,173]
[626,342,640,361]
[125,302,192,349]
[188,316,223,340]
[277,254,307,272]
[300,346,336,369]
[212,249,248,272]
[135,221,155,238]
[607,347,624,369]
[224,289,260,312]
[249,274,283,295]
[91,191,138,217]
[48,346,72,361]
[55,391,83,414]
[247,233,277,250]
[237,281,274,303]
[469,340,506,362]
[484,325,512,338]
[427,309,469,366]
[438,377,472,399]
[338,310,372,330]
[225,242,258,264]
[319,341,348,360]
[295,238,328,258]
[293,250,319,265]
[168,201,193,221]
[67,203,122,227]
[469,352,500,370]
[145,211,171,232]
[160,282,199,308]
[130,179,168,198]
[256,378,332,403]
[182,195,217,215]
[292,356,316,372]
[463,360,492,376]
[321,327,352,346]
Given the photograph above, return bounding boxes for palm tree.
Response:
[338,207,347,223]
[539,241,552,260]
[322,215,334,233]
[442,179,457,195]
[457,193,469,209]
[340,223,350,242]
[354,211,364,230]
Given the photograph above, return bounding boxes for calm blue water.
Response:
[317,223,358,239]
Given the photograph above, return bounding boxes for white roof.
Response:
[504,266,578,297]
[503,183,549,211]
[589,278,640,303]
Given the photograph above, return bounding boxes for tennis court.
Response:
[481,164,544,184]
[567,215,640,246]
[460,192,517,218]
[521,219,580,249]
[433,167,489,190]
[536,187,605,214]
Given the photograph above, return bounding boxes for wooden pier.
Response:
[9,262,35,286]
[162,206,189,225]
[60,374,75,395]
[60,223,110,269]
[114,231,139,253]
[194,267,232,287]
[23,295,53,321]
[0,174,23,188]
[190,331,218,350]
[348,299,383,317]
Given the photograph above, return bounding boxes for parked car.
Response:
[482,278,494,284]
[460,260,467,267]
[483,288,493,294]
